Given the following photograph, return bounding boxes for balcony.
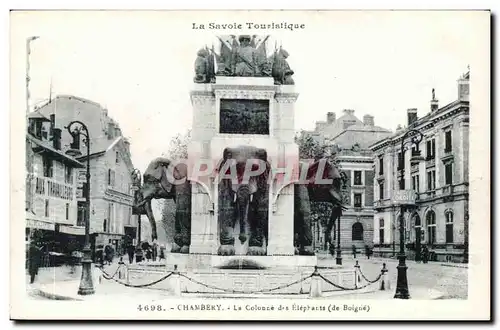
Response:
[419,189,437,200]
[373,199,393,210]
[441,148,454,162]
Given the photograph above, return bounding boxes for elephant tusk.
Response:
[250,194,253,203]
[233,194,237,203]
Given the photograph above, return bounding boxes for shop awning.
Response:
[59,225,85,236]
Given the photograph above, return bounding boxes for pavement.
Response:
[28,254,466,300]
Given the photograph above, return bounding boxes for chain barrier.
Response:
[97,262,385,294]
[358,267,383,284]
[98,265,175,288]
[179,273,313,294]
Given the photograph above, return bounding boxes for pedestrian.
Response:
[422,245,429,264]
[365,245,372,260]
[104,244,114,265]
[28,241,42,284]
[145,247,152,262]
[159,244,166,261]
[126,244,135,264]
[352,245,357,259]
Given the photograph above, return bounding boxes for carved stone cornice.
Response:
[275,93,299,103]
[214,89,275,100]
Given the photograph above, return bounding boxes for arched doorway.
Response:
[352,222,364,241]
[412,213,422,261]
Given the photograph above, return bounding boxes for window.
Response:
[354,171,363,185]
[426,139,436,160]
[398,151,405,170]
[77,202,85,226]
[399,177,405,190]
[115,151,119,164]
[426,211,436,245]
[445,211,454,243]
[108,169,116,187]
[379,219,385,244]
[379,157,384,175]
[65,203,69,220]
[379,182,384,200]
[44,199,49,217]
[64,165,73,184]
[43,156,53,178]
[103,219,107,232]
[108,202,114,232]
[352,222,364,241]
[427,170,436,191]
[445,131,452,153]
[354,193,362,208]
[412,174,420,192]
[445,163,453,185]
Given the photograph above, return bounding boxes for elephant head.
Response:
[218,146,270,256]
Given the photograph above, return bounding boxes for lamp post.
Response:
[66,121,94,295]
[335,171,348,265]
[394,129,424,299]
[131,169,143,263]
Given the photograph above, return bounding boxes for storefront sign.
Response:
[392,190,417,206]
[26,219,55,231]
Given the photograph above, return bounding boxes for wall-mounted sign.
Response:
[392,190,417,206]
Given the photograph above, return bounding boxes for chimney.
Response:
[315,121,326,132]
[114,126,121,138]
[407,108,418,126]
[343,109,355,116]
[457,71,470,102]
[363,114,374,126]
[50,114,55,135]
[123,138,131,153]
[107,122,115,139]
[327,112,336,124]
[52,128,62,150]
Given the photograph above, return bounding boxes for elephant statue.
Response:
[217,146,271,256]
[293,159,347,255]
[135,157,192,254]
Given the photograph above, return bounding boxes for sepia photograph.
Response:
[9,9,490,321]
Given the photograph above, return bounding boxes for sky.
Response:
[12,10,485,173]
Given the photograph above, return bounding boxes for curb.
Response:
[32,287,84,301]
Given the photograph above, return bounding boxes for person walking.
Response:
[28,241,42,284]
[126,243,135,264]
[159,244,166,262]
[422,245,429,264]
[352,245,357,259]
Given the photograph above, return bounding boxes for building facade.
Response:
[37,95,140,254]
[370,71,469,263]
[26,111,85,262]
[306,110,393,252]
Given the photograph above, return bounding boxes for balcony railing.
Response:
[425,157,436,167]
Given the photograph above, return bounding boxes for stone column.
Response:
[267,90,299,256]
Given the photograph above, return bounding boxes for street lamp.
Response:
[394,128,424,299]
[66,121,94,295]
[131,169,144,263]
[335,171,349,265]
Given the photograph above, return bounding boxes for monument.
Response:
[132,35,347,294]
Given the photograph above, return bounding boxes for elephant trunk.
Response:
[144,199,158,242]
[235,184,252,244]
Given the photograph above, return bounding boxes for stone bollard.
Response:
[118,258,126,280]
[354,260,361,288]
[172,265,182,296]
[380,263,389,291]
[309,266,322,298]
